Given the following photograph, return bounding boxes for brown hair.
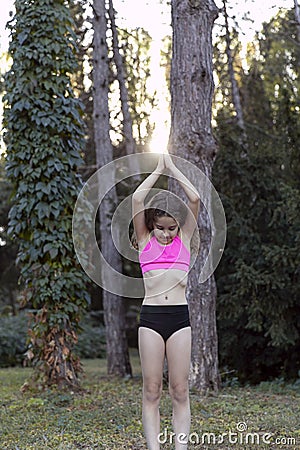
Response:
[145,192,200,258]
[144,191,188,231]
[131,191,188,249]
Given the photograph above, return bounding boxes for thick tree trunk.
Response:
[169,0,220,393]
[93,0,132,377]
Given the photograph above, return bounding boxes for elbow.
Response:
[190,195,200,205]
[132,191,145,204]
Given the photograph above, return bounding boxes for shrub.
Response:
[0,313,29,367]
[76,317,106,359]
[0,313,106,367]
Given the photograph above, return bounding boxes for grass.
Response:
[0,350,300,449]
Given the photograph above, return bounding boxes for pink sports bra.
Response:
[139,235,190,274]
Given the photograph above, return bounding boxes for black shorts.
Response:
[139,304,191,342]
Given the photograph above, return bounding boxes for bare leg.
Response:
[139,327,166,450]
[166,327,191,450]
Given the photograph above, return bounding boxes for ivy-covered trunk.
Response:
[3,0,89,388]
[169,0,220,393]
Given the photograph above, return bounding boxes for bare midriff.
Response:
[142,268,188,305]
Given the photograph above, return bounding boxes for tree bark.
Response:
[93,0,132,377]
[294,0,300,45]
[223,0,247,142]
[169,0,220,393]
[108,0,136,156]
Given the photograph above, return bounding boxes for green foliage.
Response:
[257,9,300,182]
[3,0,90,387]
[213,26,244,117]
[213,8,300,383]
[0,157,20,309]
[0,358,300,449]
[76,316,106,359]
[214,136,300,381]
[68,0,96,169]
[0,313,105,367]
[0,313,28,367]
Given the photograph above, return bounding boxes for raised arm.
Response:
[164,153,200,236]
[132,154,165,242]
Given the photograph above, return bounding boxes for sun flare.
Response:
[149,113,170,154]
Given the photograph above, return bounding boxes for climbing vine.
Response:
[3,0,89,388]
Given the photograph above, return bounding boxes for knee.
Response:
[143,381,162,404]
[169,382,189,404]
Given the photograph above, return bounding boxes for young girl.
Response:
[132,153,200,450]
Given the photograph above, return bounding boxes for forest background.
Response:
[0,0,299,388]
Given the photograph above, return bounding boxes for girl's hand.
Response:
[155,153,165,173]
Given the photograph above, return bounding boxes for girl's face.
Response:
[153,216,179,245]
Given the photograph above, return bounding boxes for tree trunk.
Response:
[169,0,220,393]
[108,0,136,156]
[93,0,132,377]
[294,0,300,45]
[223,0,247,145]
[5,0,90,389]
